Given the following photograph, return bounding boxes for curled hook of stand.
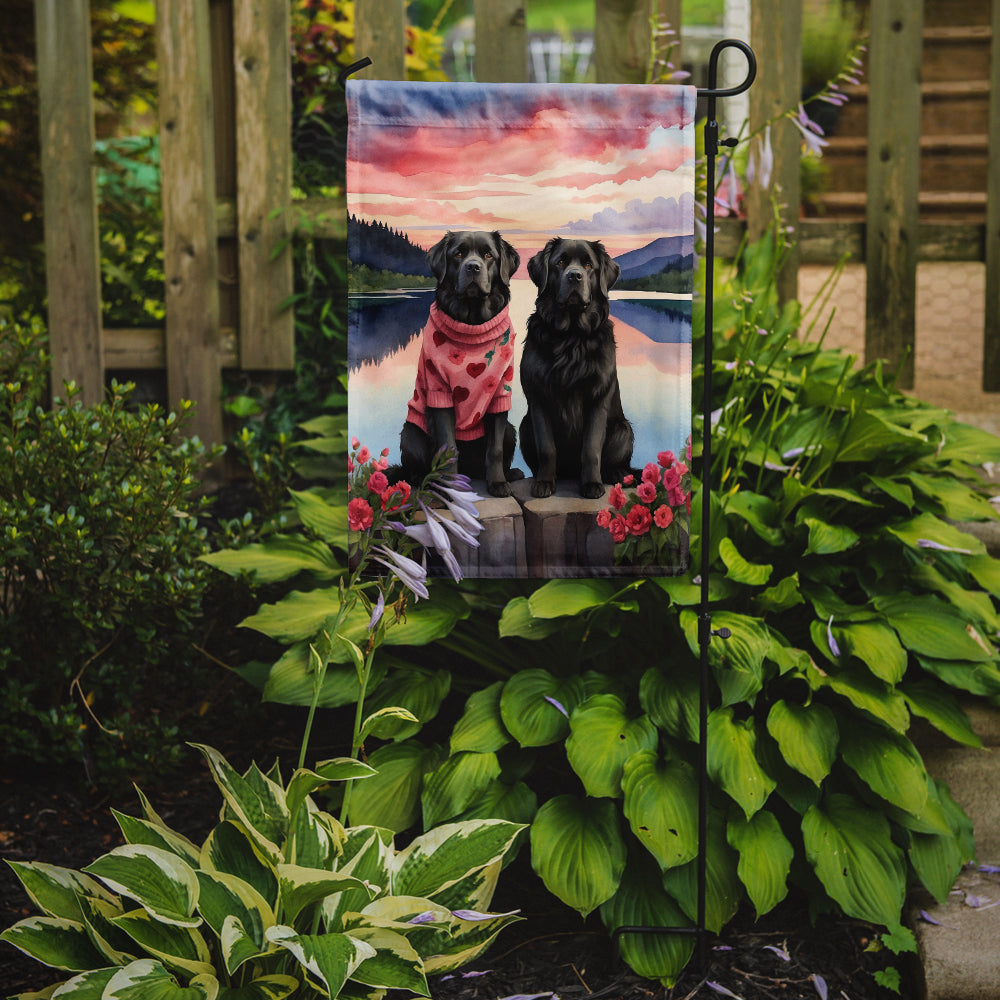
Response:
[338,57,373,90]
[697,38,757,99]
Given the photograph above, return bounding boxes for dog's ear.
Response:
[427,233,454,281]
[595,243,621,296]
[494,234,520,285]
[528,239,558,289]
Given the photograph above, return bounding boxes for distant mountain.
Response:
[614,235,695,281]
[348,215,433,278]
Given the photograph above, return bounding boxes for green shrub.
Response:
[0,317,221,783]
[1,743,524,998]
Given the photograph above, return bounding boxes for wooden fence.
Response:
[33,0,1000,445]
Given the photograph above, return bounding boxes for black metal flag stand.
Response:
[340,38,758,974]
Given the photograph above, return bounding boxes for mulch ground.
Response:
[1,740,913,1000]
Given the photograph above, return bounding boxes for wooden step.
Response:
[922,25,993,83]
[813,190,987,222]
[822,134,989,193]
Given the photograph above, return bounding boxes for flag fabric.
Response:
[347,81,695,578]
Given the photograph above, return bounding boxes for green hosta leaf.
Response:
[875,594,995,662]
[724,490,784,545]
[337,591,469,650]
[347,740,442,832]
[727,811,793,917]
[201,535,340,584]
[499,670,584,747]
[450,682,511,754]
[936,421,1000,465]
[765,700,838,786]
[865,474,914,509]
[755,573,805,614]
[661,811,741,933]
[190,746,287,863]
[909,827,966,905]
[363,667,451,740]
[916,655,1000,697]
[527,579,619,618]
[835,409,927,463]
[530,795,626,917]
[216,976,299,1000]
[802,793,906,926]
[901,680,982,748]
[811,662,910,732]
[566,695,658,798]
[4,862,118,922]
[453,779,538,827]
[200,822,278,910]
[261,644,382,709]
[195,871,274,974]
[393,820,524,901]
[966,553,1000,597]
[111,908,214,978]
[277,865,374,925]
[103,959,218,999]
[265,926,375,998]
[905,472,998,522]
[839,718,929,817]
[718,537,772,585]
[346,926,428,994]
[835,621,907,684]
[241,588,342,643]
[803,517,859,556]
[360,706,421,742]
[621,751,699,871]
[886,512,985,556]
[288,488,349,547]
[0,916,107,971]
[112,812,201,868]
[639,664,699,742]
[421,751,502,828]
[83,846,200,928]
[707,708,776,819]
[680,610,770,706]
[599,853,694,987]
[497,596,563,639]
[911,562,1000,633]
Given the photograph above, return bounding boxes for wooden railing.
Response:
[32,0,1000,446]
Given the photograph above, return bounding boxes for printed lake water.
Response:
[348,279,692,476]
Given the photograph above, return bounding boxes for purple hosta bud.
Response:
[451,908,521,921]
[367,590,385,631]
[827,616,841,658]
[811,974,828,1000]
[917,539,973,555]
[791,104,829,157]
[407,911,438,925]
[763,944,790,962]
[746,124,774,190]
[372,545,429,600]
[544,695,569,718]
[706,983,742,999]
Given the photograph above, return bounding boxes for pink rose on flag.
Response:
[626,504,653,536]
[609,483,627,510]
[654,504,673,529]
[637,481,657,504]
[348,497,374,532]
[609,515,628,543]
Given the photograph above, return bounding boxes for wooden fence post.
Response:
[594,0,674,84]
[864,0,923,389]
[34,0,104,405]
[983,0,1000,390]
[355,0,406,80]
[233,0,294,369]
[474,0,527,82]
[746,0,801,306]
[157,0,223,445]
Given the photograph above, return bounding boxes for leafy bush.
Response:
[209,230,1000,985]
[1,743,524,998]
[0,317,220,783]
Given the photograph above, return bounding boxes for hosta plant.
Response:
[1,744,523,999]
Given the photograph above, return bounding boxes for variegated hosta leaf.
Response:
[200,822,278,910]
[765,700,838,786]
[421,752,502,829]
[110,908,214,979]
[112,811,202,868]
[190,745,287,863]
[214,975,300,1000]
[661,810,742,934]
[727,810,793,918]
[599,853,694,987]
[265,925,376,998]
[391,820,524,901]
[802,793,906,926]
[621,751,699,871]
[565,695,658,799]
[288,802,343,870]
[78,894,136,966]
[707,707,776,819]
[499,670,585,747]
[83,846,200,928]
[195,871,274,974]
[323,829,393,931]
[424,859,501,916]
[450,681,511,754]
[45,966,118,997]
[285,760,375,825]
[276,865,376,925]
[422,908,523,975]
[102,958,218,999]
[345,926,429,995]
[529,795,626,917]
[4,861,118,922]
[0,916,107,971]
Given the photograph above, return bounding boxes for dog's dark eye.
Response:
[453,249,464,259]
[557,255,569,267]
[583,261,593,270]
[483,250,494,260]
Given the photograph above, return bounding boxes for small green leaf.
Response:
[803,517,859,556]
[707,708,776,819]
[727,810,793,917]
[765,700,838,786]
[719,537,773,585]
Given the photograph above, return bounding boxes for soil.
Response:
[0,740,913,1000]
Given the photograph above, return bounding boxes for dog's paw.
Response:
[531,479,555,499]
[507,467,525,482]
[580,481,605,500]
[488,481,512,498]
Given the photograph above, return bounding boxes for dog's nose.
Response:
[566,268,583,283]
[465,260,481,274]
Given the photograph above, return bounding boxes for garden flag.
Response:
[347,81,695,579]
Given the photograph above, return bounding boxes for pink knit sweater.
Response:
[406,303,516,441]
